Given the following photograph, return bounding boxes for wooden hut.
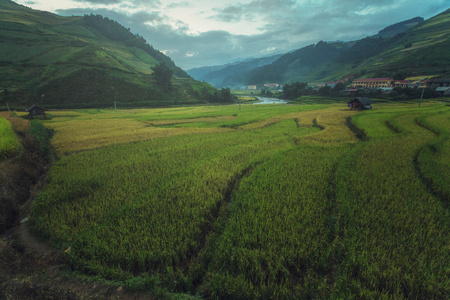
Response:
[25,105,46,119]
[348,97,372,110]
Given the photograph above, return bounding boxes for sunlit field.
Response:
[23,101,449,298]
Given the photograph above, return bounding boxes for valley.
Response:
[1,0,449,299]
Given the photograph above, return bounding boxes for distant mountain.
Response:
[187,54,282,87]
[310,9,450,82]
[374,17,424,38]
[0,0,216,108]
[194,10,449,87]
[245,41,348,85]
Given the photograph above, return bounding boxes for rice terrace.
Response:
[1,99,449,299]
[1,0,450,298]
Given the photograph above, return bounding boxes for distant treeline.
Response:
[201,87,235,103]
[83,14,189,78]
[283,82,436,101]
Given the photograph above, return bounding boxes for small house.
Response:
[348,97,372,110]
[26,105,46,119]
[436,87,450,96]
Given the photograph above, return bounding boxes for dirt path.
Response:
[18,221,55,255]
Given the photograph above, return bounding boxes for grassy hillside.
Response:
[296,9,450,83]
[0,0,216,108]
[374,17,424,38]
[205,10,449,87]
[313,9,450,82]
[247,41,347,84]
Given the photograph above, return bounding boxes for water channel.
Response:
[254,96,288,104]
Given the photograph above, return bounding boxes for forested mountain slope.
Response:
[190,10,449,87]
[0,0,216,108]
[187,54,282,87]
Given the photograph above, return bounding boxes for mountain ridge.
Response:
[0,0,218,108]
[189,11,449,87]
[187,54,282,87]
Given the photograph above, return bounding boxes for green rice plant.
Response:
[0,116,20,159]
[415,108,450,202]
[201,144,352,298]
[29,103,449,298]
[334,110,450,298]
[31,117,322,281]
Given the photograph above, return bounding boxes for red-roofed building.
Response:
[351,78,393,88]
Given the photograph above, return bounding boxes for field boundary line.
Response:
[345,116,367,141]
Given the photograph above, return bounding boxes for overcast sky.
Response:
[17,0,449,70]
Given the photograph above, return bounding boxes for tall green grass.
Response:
[202,144,351,298]
[31,118,320,281]
[0,116,20,159]
[415,109,450,202]
[335,109,449,298]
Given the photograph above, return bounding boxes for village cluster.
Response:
[244,78,450,96]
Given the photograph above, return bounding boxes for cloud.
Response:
[424,2,450,17]
[213,5,245,22]
[165,1,191,9]
[48,0,449,69]
[130,11,163,24]
[71,0,162,9]
[212,0,295,23]
[72,0,122,4]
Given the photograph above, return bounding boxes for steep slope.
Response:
[245,41,346,84]
[310,9,450,82]
[374,17,424,38]
[196,10,449,87]
[0,0,215,108]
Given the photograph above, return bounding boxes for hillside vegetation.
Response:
[311,9,450,82]
[191,10,450,87]
[0,0,217,108]
[10,99,446,299]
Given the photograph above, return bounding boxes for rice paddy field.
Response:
[0,112,22,159]
[14,100,449,298]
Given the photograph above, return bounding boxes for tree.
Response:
[318,85,331,96]
[151,62,173,90]
[283,82,308,99]
[333,82,346,93]
[219,88,234,103]
[201,87,234,103]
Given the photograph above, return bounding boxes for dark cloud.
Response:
[73,0,121,4]
[72,0,161,8]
